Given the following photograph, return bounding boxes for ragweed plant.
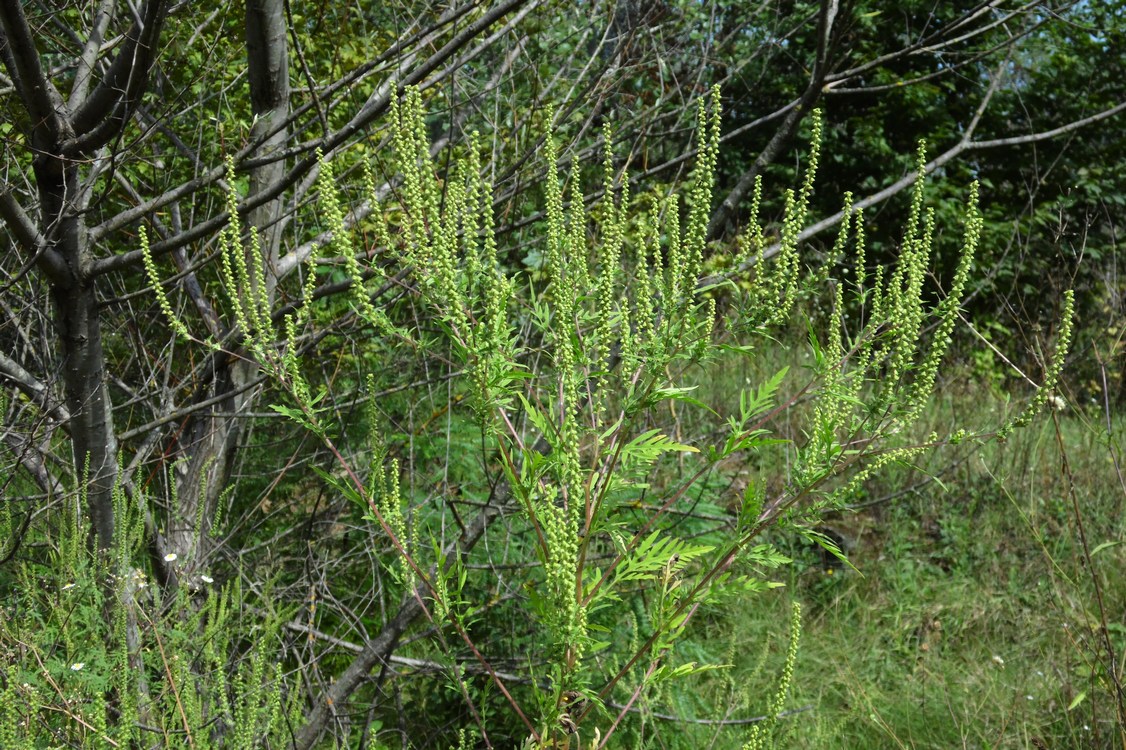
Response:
[124,86,1077,749]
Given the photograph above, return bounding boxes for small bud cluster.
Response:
[741,601,802,750]
[218,155,274,357]
[755,109,824,325]
[315,150,395,337]
[139,226,190,340]
[999,289,1075,439]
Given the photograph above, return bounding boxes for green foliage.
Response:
[8,84,1078,749]
[756,391,1125,749]
[742,602,802,750]
[3,3,1118,749]
[236,88,1071,746]
[0,479,292,749]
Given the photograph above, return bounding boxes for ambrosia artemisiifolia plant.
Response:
[268,87,1070,748]
[3,87,1074,749]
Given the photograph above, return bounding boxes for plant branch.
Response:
[68,0,169,153]
[706,0,839,240]
[88,0,534,278]
[0,1,69,144]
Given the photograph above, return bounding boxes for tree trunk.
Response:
[41,144,117,552]
[167,0,291,582]
[55,273,119,551]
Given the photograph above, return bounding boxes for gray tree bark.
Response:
[166,0,292,585]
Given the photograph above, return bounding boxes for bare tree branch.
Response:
[69,0,116,107]
[0,350,71,428]
[0,2,69,145]
[0,189,70,284]
[292,499,507,750]
[88,0,536,278]
[68,0,169,153]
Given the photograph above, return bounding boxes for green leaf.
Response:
[599,414,625,443]
[651,385,717,415]
[740,483,764,528]
[740,367,788,422]
[517,393,555,444]
[614,531,713,584]
[621,429,699,466]
[742,543,791,569]
[311,466,369,518]
[651,661,729,683]
[1090,540,1120,557]
[269,403,313,430]
[799,528,861,575]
